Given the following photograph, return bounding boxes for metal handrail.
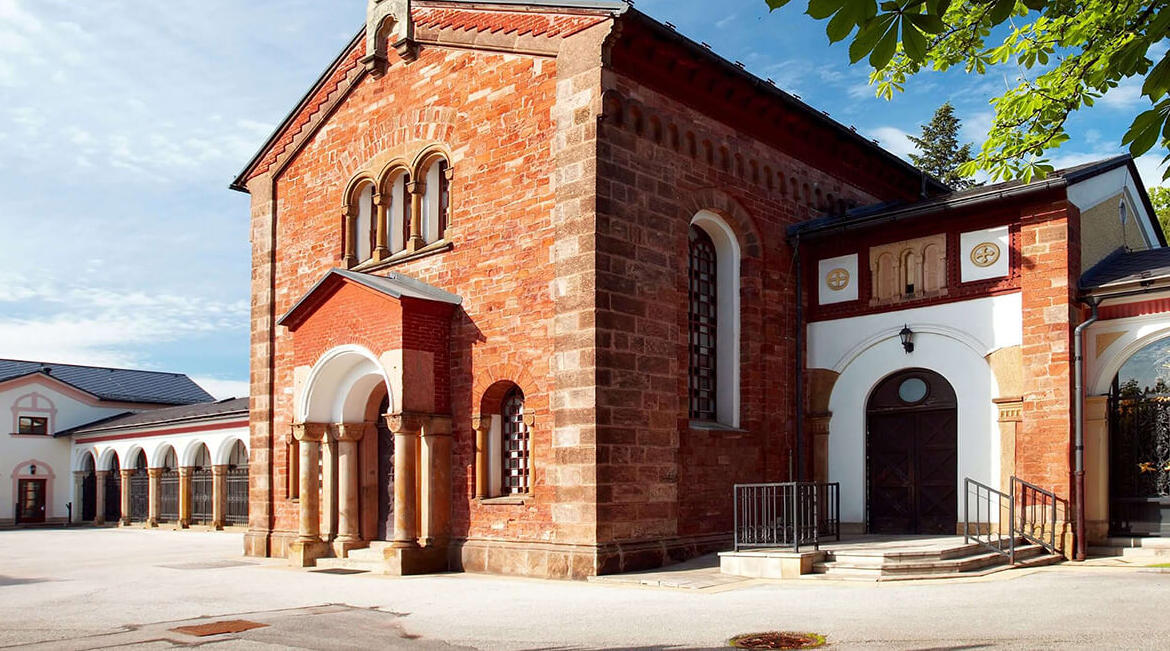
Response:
[1011,476,1060,555]
[733,482,840,552]
[964,478,1015,563]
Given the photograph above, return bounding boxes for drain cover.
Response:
[311,568,368,575]
[729,632,826,649]
[171,620,268,637]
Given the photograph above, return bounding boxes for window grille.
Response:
[501,388,529,495]
[689,226,718,421]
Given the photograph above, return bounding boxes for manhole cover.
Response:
[171,620,268,637]
[311,568,368,575]
[729,631,826,649]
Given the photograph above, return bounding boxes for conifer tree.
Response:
[907,102,975,190]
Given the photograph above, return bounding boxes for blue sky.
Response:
[1,0,1165,399]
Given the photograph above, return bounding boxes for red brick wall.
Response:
[1018,200,1080,499]
[592,74,906,554]
[262,39,569,547]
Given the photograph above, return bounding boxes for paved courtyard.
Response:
[1,528,1168,650]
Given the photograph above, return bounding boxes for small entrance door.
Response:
[376,395,396,540]
[18,479,46,524]
[867,369,958,535]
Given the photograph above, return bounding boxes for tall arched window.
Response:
[354,182,375,262]
[689,226,719,421]
[384,170,410,254]
[420,158,450,244]
[501,387,529,496]
[688,211,742,427]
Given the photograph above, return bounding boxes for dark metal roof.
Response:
[278,268,463,326]
[59,398,250,437]
[0,359,215,406]
[1080,247,1170,291]
[789,155,1150,241]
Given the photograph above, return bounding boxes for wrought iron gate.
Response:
[226,467,249,526]
[103,471,121,522]
[80,471,97,521]
[1109,391,1170,535]
[129,470,149,521]
[191,469,213,524]
[159,470,179,522]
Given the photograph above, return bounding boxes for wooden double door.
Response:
[867,369,958,535]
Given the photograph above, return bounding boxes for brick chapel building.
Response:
[232,0,1168,578]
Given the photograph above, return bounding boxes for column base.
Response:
[288,540,332,568]
[146,519,159,529]
[332,538,366,558]
[384,545,448,575]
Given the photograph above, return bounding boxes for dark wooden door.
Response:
[18,479,46,523]
[376,395,395,540]
[867,370,958,535]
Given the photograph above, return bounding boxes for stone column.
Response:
[120,469,133,526]
[386,413,421,548]
[341,210,357,268]
[473,415,490,499]
[94,471,108,525]
[421,416,453,546]
[288,423,330,567]
[320,433,338,542]
[178,467,193,529]
[373,193,390,260]
[406,181,424,252]
[212,465,228,530]
[1084,395,1110,544]
[335,423,368,554]
[147,468,162,528]
[995,397,1024,537]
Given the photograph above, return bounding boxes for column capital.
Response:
[120,469,134,479]
[422,415,453,438]
[148,468,163,479]
[179,467,193,478]
[96,470,109,478]
[292,422,330,443]
[471,413,491,432]
[993,396,1024,423]
[212,464,228,476]
[336,422,372,442]
[373,192,386,206]
[384,412,425,435]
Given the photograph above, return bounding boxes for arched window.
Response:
[384,170,410,254]
[501,387,529,496]
[354,182,375,262]
[688,211,742,427]
[420,158,450,244]
[689,226,718,421]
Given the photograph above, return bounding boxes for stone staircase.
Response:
[808,538,1063,581]
[313,541,395,574]
[1088,537,1170,562]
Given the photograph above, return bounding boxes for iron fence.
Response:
[129,472,149,521]
[733,482,840,552]
[159,471,179,522]
[965,476,1063,564]
[103,472,121,522]
[226,467,249,526]
[191,469,213,524]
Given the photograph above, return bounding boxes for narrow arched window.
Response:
[420,158,449,244]
[501,387,529,495]
[386,171,410,254]
[689,225,718,421]
[355,182,375,262]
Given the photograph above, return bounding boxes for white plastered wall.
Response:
[809,293,1020,526]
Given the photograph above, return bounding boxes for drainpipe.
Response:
[793,234,805,482]
[1072,299,1099,562]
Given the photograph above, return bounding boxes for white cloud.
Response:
[960,111,994,147]
[190,377,250,401]
[1134,152,1169,189]
[1099,76,1146,111]
[868,126,917,160]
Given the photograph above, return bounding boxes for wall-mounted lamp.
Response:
[900,325,915,354]
[29,463,37,475]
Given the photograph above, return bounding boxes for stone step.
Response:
[346,547,388,563]
[812,544,1050,581]
[1102,537,1170,549]
[313,557,387,574]
[1089,546,1170,558]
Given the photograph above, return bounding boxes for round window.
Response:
[898,377,928,404]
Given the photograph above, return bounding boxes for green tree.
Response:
[907,102,976,189]
[764,0,1170,182]
[1150,186,1170,239]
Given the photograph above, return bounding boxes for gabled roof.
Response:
[58,397,249,437]
[789,155,1161,242]
[279,268,463,328]
[1080,247,1170,292]
[0,359,214,406]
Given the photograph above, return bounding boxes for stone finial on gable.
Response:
[364,0,416,75]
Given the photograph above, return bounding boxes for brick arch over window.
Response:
[412,145,454,245]
[681,188,762,260]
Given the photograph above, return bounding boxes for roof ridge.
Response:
[0,357,189,377]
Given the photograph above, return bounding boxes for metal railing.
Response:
[733,482,840,552]
[964,476,1063,564]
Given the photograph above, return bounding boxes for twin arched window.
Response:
[344,155,450,266]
